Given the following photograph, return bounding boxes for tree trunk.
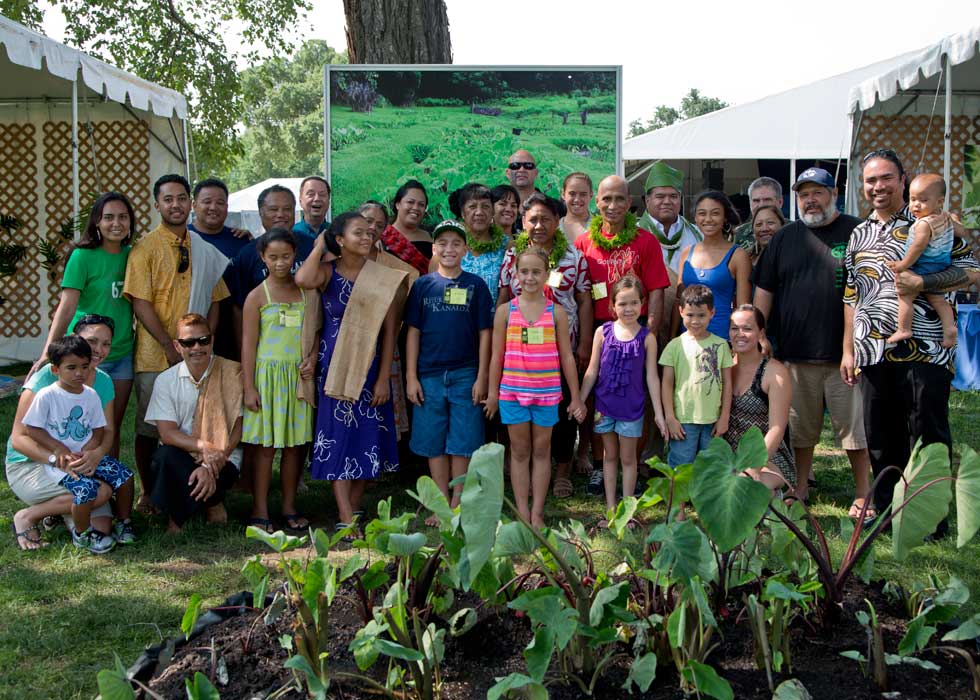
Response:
[343,0,452,63]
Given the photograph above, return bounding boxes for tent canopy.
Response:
[0,14,187,118]
[623,50,923,162]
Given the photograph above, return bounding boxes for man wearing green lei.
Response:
[638,161,702,274]
[732,176,784,253]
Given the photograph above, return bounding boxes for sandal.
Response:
[12,522,47,551]
[334,522,356,544]
[848,499,878,527]
[247,517,275,534]
[552,477,573,499]
[282,513,310,531]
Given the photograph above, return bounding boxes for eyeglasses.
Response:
[176,334,212,348]
[177,245,189,274]
[508,162,537,171]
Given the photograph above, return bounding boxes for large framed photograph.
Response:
[324,65,622,226]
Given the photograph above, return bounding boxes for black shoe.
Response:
[586,469,604,496]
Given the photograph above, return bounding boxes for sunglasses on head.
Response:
[176,334,212,348]
[862,148,900,164]
[508,161,537,171]
[177,245,189,274]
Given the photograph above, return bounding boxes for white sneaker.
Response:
[72,527,115,554]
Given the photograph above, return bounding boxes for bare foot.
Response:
[13,509,45,551]
[424,513,441,528]
[887,329,913,345]
[205,503,228,524]
[135,497,157,515]
[531,517,546,530]
[942,327,958,348]
[166,518,182,534]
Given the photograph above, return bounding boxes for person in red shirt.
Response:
[574,175,669,332]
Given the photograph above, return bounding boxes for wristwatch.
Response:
[47,453,57,465]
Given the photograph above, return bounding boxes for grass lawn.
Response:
[1,371,979,699]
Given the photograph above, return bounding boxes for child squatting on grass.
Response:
[21,336,135,554]
[485,245,586,529]
[886,172,967,348]
[580,275,667,527]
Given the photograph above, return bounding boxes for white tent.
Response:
[622,48,925,218]
[0,16,190,362]
[845,25,980,216]
[226,178,304,235]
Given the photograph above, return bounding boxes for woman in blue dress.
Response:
[451,183,511,311]
[672,191,752,338]
[295,212,403,534]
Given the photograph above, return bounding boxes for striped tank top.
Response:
[499,299,562,406]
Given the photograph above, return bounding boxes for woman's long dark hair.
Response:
[694,190,741,234]
[75,192,137,249]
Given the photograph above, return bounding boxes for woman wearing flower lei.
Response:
[451,183,511,312]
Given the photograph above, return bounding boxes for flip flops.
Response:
[282,513,310,532]
[12,522,47,551]
[247,517,275,534]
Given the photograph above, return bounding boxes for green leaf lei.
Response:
[513,228,569,270]
[588,211,639,251]
[466,223,506,255]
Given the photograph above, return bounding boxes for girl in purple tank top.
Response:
[580,276,667,525]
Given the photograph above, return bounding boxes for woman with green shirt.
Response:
[31,192,136,457]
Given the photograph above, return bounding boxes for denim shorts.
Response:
[409,367,485,458]
[499,400,559,427]
[98,353,134,381]
[59,455,134,505]
[667,423,715,467]
[594,412,644,438]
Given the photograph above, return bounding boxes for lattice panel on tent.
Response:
[42,120,152,316]
[0,123,42,338]
[855,114,980,213]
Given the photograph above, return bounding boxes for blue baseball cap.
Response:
[792,167,835,191]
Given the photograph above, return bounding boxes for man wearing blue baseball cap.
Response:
[752,167,873,519]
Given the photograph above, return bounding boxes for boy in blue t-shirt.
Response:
[404,220,493,525]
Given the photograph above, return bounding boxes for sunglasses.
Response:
[177,245,189,274]
[508,161,537,171]
[862,148,900,164]
[176,334,212,348]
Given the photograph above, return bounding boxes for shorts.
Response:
[910,258,951,276]
[134,371,161,438]
[499,400,558,427]
[785,361,866,450]
[594,412,644,438]
[98,353,134,382]
[5,459,113,519]
[668,423,714,467]
[409,367,485,458]
[59,455,134,505]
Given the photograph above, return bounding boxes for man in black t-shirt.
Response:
[753,168,872,515]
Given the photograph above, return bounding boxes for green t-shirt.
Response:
[659,332,733,424]
[61,246,133,361]
[4,365,114,466]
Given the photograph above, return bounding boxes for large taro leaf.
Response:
[891,441,952,561]
[955,446,980,547]
[407,476,455,531]
[690,433,771,552]
[487,673,548,700]
[648,519,716,583]
[623,651,657,694]
[682,660,734,700]
[458,443,505,591]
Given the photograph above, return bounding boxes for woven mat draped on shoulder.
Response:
[324,259,409,402]
[191,357,243,459]
[376,249,419,315]
[297,288,322,407]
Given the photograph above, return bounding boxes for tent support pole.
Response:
[71,79,80,241]
[183,119,192,183]
[943,54,952,210]
[789,159,797,221]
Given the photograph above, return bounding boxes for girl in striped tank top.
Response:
[485,247,585,528]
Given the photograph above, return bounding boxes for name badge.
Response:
[547,270,564,288]
[522,326,545,344]
[592,281,608,300]
[444,287,469,305]
[279,308,302,327]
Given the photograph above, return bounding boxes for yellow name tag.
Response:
[547,270,564,288]
[522,326,545,344]
[592,281,608,300]
[444,287,469,305]
[279,308,302,327]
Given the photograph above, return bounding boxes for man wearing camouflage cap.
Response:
[638,161,702,274]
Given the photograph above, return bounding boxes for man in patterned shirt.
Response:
[843,149,980,518]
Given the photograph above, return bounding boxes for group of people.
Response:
[8,146,978,551]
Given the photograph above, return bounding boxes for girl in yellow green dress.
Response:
[241,228,315,532]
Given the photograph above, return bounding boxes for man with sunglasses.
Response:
[505,150,540,205]
[124,174,231,511]
[843,149,980,524]
[144,313,243,533]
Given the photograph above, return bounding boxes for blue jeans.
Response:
[98,353,134,381]
[410,367,485,458]
[668,423,714,467]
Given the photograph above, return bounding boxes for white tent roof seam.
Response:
[0,14,187,119]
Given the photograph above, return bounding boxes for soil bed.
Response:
[145,577,977,699]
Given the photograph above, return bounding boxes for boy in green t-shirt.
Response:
[659,285,733,467]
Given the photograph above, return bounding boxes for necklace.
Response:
[466,224,506,255]
[588,212,639,251]
[513,229,569,269]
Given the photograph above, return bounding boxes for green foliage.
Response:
[627,88,729,137]
[184,672,220,700]
[0,0,43,28]
[891,442,951,560]
[179,593,203,640]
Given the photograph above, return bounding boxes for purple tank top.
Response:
[595,322,649,422]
